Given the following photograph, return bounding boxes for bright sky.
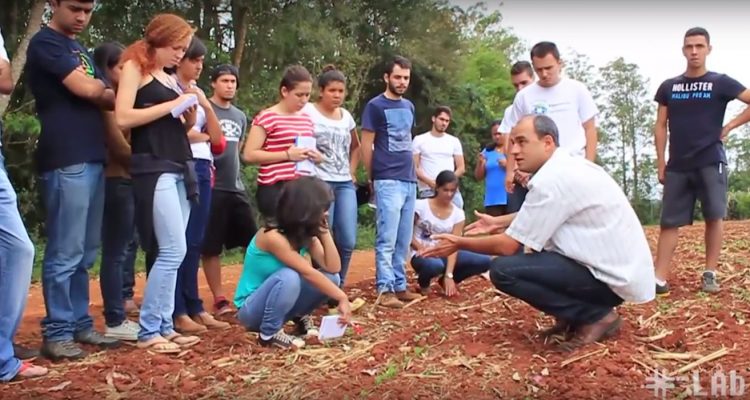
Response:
[459,0,750,115]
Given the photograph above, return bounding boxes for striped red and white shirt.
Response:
[252,111,314,185]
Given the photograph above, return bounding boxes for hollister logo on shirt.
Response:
[531,101,550,115]
[670,81,714,100]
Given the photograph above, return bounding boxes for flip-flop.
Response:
[13,362,48,380]
[164,333,201,348]
[137,337,181,354]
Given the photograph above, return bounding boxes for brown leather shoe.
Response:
[379,293,405,309]
[174,314,208,334]
[395,290,422,302]
[192,312,230,330]
[559,311,622,352]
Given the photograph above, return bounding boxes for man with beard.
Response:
[25,0,120,360]
[412,106,465,208]
[201,64,258,317]
[361,56,423,308]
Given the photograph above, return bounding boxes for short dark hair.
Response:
[317,64,346,89]
[183,36,207,60]
[272,176,334,250]
[386,56,412,75]
[684,27,710,44]
[210,64,239,82]
[280,64,313,91]
[433,105,451,118]
[435,170,458,189]
[530,41,560,61]
[532,114,560,146]
[510,61,533,77]
[490,119,502,129]
[93,41,124,72]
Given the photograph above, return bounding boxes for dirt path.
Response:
[15,250,376,342]
[5,222,750,399]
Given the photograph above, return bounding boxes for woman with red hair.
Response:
[115,13,200,353]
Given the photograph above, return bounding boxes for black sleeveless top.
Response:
[131,78,192,162]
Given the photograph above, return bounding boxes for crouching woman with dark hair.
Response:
[410,171,492,297]
[234,177,352,349]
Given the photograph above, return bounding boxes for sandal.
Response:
[13,362,48,380]
[164,333,201,348]
[137,336,181,354]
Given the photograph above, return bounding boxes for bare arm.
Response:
[61,67,107,102]
[413,153,435,188]
[361,130,375,181]
[187,129,210,144]
[309,231,341,273]
[474,153,486,180]
[454,154,465,178]
[654,105,668,178]
[0,59,12,95]
[722,89,750,138]
[410,215,423,252]
[261,230,347,303]
[454,233,521,257]
[115,61,184,130]
[349,128,361,181]
[583,117,597,162]
[103,111,131,165]
[242,124,290,164]
[444,221,465,276]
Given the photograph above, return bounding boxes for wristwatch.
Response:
[445,272,454,279]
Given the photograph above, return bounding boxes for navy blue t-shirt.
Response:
[26,27,106,173]
[361,94,416,182]
[655,72,745,171]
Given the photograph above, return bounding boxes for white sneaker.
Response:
[105,320,139,341]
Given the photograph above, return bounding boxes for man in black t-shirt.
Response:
[654,27,750,295]
[201,65,258,316]
[25,0,120,361]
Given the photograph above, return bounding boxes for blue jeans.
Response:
[236,267,340,337]
[138,173,191,341]
[374,179,416,294]
[410,250,491,289]
[490,252,623,324]
[122,232,138,300]
[100,177,137,327]
[0,153,35,381]
[174,159,211,317]
[326,181,357,286]
[40,162,104,341]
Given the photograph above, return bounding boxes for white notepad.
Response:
[171,93,198,118]
[295,136,317,175]
[318,315,347,341]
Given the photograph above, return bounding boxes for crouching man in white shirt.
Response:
[421,114,655,351]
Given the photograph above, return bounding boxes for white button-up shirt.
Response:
[505,149,656,304]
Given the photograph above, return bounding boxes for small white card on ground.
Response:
[318,315,347,341]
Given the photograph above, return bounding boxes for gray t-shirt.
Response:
[210,101,248,192]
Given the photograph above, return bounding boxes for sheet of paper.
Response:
[318,315,347,341]
[295,136,317,175]
[171,93,198,118]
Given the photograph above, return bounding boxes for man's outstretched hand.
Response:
[419,234,460,258]
[465,210,504,236]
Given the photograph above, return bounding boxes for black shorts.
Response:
[660,162,728,228]
[255,181,287,224]
[202,190,258,256]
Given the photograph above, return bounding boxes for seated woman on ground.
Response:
[411,171,492,297]
[234,176,352,349]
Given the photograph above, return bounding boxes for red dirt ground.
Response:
[3,222,750,399]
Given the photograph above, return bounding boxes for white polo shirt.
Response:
[503,78,598,157]
[505,149,655,304]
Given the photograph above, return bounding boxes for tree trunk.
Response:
[0,0,45,116]
[631,121,639,202]
[231,0,249,68]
